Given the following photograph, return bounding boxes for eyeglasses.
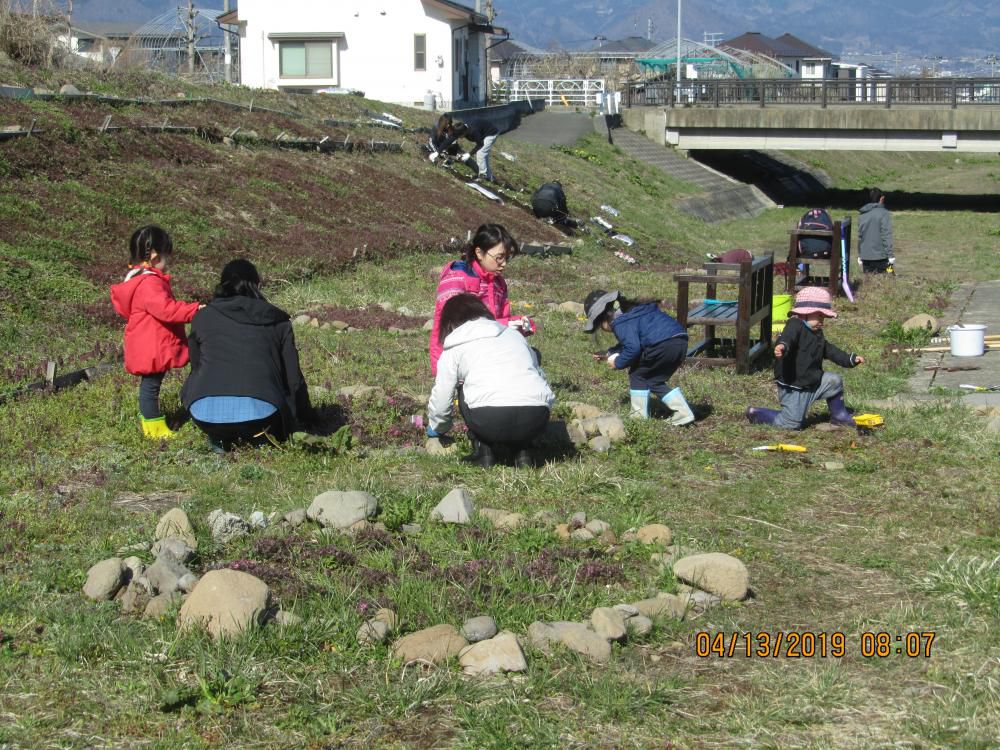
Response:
[485,250,508,265]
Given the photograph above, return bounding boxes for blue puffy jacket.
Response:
[609,303,687,369]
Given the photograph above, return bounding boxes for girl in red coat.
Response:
[110,225,201,439]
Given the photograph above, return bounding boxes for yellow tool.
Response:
[853,413,885,428]
[752,444,807,453]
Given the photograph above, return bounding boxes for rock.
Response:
[554,523,571,540]
[595,415,627,442]
[145,556,191,595]
[589,435,612,453]
[392,624,468,665]
[613,604,639,618]
[585,520,611,535]
[494,513,525,531]
[155,508,197,550]
[569,512,587,527]
[284,508,307,528]
[566,420,588,445]
[178,569,270,639]
[337,385,384,399]
[599,529,618,545]
[249,511,267,528]
[423,319,434,331]
[401,523,422,535]
[532,510,558,526]
[621,529,639,543]
[823,461,846,471]
[122,556,145,579]
[557,301,586,315]
[571,528,595,541]
[590,607,627,641]
[636,524,673,546]
[902,313,939,335]
[151,536,194,563]
[59,83,81,95]
[431,488,475,524]
[459,631,527,676]
[478,507,508,525]
[274,610,302,627]
[83,558,126,601]
[116,541,151,555]
[307,490,378,529]
[120,581,150,614]
[565,401,603,420]
[579,417,602,437]
[378,301,395,312]
[631,595,688,620]
[330,320,350,331]
[144,591,181,619]
[32,87,53,95]
[358,619,390,646]
[528,621,611,664]
[309,317,320,328]
[425,437,458,455]
[348,519,370,534]
[627,615,653,636]
[373,608,398,630]
[177,573,199,593]
[293,314,312,326]
[207,509,252,544]
[686,590,722,611]
[460,616,498,643]
[673,553,750,601]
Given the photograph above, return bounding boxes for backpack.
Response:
[797,208,834,259]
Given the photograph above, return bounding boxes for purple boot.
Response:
[827,394,856,427]
[746,406,780,425]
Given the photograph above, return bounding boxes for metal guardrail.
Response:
[624,78,1000,108]
[492,78,605,106]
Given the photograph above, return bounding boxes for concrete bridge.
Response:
[622,78,1000,152]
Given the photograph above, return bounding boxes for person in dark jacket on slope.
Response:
[181,259,313,451]
[746,287,865,429]
[582,290,694,424]
[429,114,501,182]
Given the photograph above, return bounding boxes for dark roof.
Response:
[774,33,832,59]
[72,22,138,39]
[723,31,825,59]
[489,39,547,59]
[593,36,657,54]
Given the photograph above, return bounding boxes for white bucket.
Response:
[947,324,988,357]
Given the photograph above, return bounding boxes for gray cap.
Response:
[582,290,620,333]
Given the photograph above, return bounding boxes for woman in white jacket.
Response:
[427,294,554,468]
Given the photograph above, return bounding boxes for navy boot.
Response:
[826,394,856,427]
[745,406,780,425]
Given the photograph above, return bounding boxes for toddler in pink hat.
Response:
[746,287,865,429]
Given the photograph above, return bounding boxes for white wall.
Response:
[237,0,485,108]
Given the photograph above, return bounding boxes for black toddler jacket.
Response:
[774,317,859,391]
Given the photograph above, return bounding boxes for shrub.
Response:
[0,2,65,68]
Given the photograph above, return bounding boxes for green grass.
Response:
[1,68,1000,749]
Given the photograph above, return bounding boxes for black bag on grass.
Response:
[797,208,834,259]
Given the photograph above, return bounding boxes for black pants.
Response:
[862,259,890,274]
[139,373,165,419]
[192,412,286,449]
[459,398,550,449]
[627,337,687,394]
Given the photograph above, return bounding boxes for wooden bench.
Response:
[674,254,774,374]
[787,218,852,297]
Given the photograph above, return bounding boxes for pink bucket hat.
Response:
[790,287,837,318]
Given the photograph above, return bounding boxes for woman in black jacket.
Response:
[181,259,312,451]
[429,114,501,182]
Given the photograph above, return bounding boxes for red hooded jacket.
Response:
[110,267,200,376]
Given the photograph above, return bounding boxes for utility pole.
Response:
[185,0,196,75]
[223,0,232,83]
[988,54,998,78]
[647,18,653,41]
[66,0,73,55]
[675,0,682,96]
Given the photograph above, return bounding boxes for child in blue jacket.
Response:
[583,290,694,424]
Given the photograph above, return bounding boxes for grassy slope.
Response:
[1,67,999,749]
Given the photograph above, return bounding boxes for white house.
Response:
[222,0,505,109]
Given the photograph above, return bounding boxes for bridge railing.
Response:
[492,78,605,106]
[624,78,1000,108]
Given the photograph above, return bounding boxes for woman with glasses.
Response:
[428,223,534,376]
[181,259,313,452]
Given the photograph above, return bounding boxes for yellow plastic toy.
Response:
[752,444,807,453]
[853,413,885,429]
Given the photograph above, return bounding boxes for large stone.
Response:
[206,510,252,543]
[284,508,307,528]
[571,528,595,541]
[585,520,611,535]
[144,591,181,619]
[531,621,611,664]
[673,553,750,601]
[425,437,457,456]
[391,624,468,665]
[565,401,602,420]
[590,607,627,642]
[460,616,498,643]
[120,580,151,614]
[631,595,688,620]
[145,555,191,595]
[151,536,194,563]
[494,513,525,531]
[566,420,589,445]
[58,83,81,95]
[178,569,271,639]
[307,491,378,529]
[627,615,653,636]
[636,524,673,546]
[83,558,126,601]
[902,313,939,335]
[595,415,627,442]
[431,488,475,524]
[589,435,612,453]
[357,619,389,646]
[154,508,197,550]
[459,631,527,676]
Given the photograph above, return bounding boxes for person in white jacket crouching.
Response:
[427,294,554,468]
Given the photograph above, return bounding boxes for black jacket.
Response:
[435,118,500,154]
[774,317,859,391]
[181,296,311,431]
[531,182,568,219]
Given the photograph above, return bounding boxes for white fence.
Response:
[492,78,605,106]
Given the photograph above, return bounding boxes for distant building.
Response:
[722,31,835,78]
[224,0,504,109]
[60,22,137,64]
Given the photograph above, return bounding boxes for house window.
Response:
[279,41,333,78]
[414,34,426,71]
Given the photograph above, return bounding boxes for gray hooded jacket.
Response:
[857,201,893,261]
